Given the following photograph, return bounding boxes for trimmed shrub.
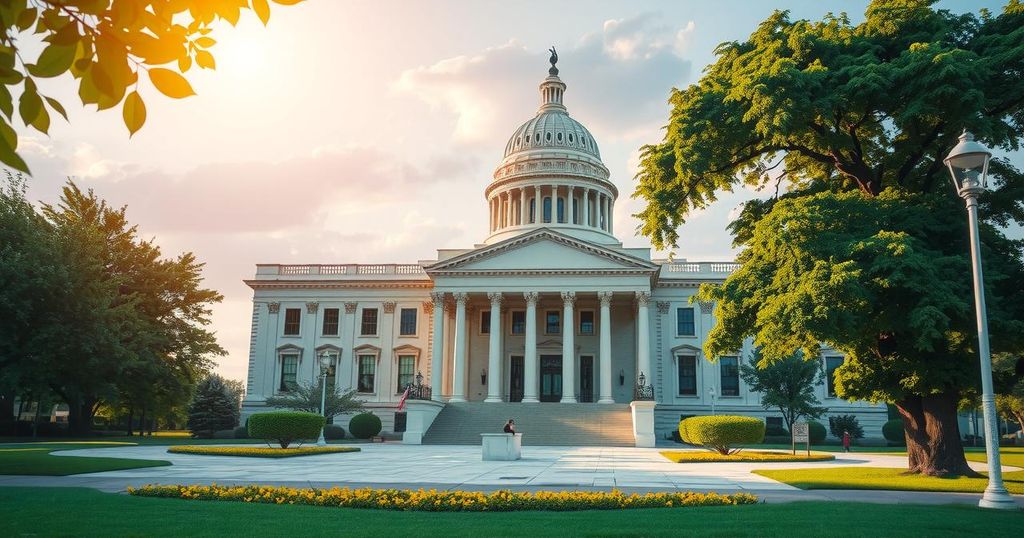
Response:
[678,415,765,455]
[882,419,905,445]
[349,412,382,439]
[324,424,346,440]
[212,429,236,439]
[247,411,325,448]
[807,421,826,444]
[828,414,864,440]
[233,426,249,439]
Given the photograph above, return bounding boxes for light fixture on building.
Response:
[638,371,646,387]
[481,369,487,385]
[415,371,424,387]
[944,130,1013,510]
[618,369,625,386]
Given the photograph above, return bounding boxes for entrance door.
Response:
[579,356,594,403]
[539,355,562,402]
[509,356,524,402]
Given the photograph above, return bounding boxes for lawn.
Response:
[1,487,1021,537]
[753,467,1024,494]
[965,447,1024,468]
[0,443,170,476]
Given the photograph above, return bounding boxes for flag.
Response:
[397,386,411,411]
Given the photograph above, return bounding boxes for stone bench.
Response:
[481,433,522,461]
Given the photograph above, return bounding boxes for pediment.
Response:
[427,229,657,274]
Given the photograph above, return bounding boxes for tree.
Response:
[265,382,364,420]
[740,351,828,433]
[829,415,865,440]
[634,1,1024,476]
[0,0,305,173]
[994,354,1024,434]
[187,374,238,438]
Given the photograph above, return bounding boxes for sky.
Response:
[12,0,1016,383]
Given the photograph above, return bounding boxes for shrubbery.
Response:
[807,421,826,444]
[678,415,765,455]
[233,426,248,439]
[247,411,325,448]
[764,422,789,437]
[349,413,382,439]
[828,414,864,440]
[324,424,346,440]
[883,419,905,445]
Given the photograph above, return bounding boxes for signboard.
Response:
[792,422,809,443]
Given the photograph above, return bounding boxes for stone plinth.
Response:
[481,433,522,461]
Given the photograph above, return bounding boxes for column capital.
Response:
[524,291,540,306]
[422,301,434,315]
[560,291,576,307]
[343,302,358,314]
[429,291,445,304]
[597,291,613,307]
[383,301,397,314]
[635,291,652,306]
[698,300,715,315]
[267,302,280,314]
[452,292,469,305]
[305,301,319,314]
[656,301,670,315]
[487,292,504,306]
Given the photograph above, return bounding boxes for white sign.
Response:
[793,422,809,443]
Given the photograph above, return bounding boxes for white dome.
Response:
[503,109,601,160]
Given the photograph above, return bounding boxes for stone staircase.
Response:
[422,402,635,446]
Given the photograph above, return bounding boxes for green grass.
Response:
[0,443,170,476]
[753,467,1024,494]
[1,487,1021,537]
[660,449,835,463]
[965,447,1024,468]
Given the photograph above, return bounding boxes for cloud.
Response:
[396,14,694,148]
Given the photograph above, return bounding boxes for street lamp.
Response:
[944,130,1014,510]
[708,386,716,416]
[316,351,331,447]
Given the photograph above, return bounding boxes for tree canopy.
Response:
[0,0,305,173]
[635,0,1024,476]
[739,351,827,433]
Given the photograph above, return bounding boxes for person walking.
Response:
[503,419,516,434]
[842,430,851,452]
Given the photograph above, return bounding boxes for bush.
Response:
[882,419,905,445]
[247,411,325,448]
[187,374,240,438]
[213,429,236,439]
[807,421,826,444]
[828,414,864,440]
[349,413,382,439]
[233,426,248,439]
[764,422,789,437]
[678,415,765,455]
[324,424,346,440]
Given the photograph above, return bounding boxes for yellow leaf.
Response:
[122,91,146,137]
[178,54,192,73]
[148,68,195,99]
[195,50,216,70]
[272,0,305,5]
[194,37,216,49]
[252,0,271,25]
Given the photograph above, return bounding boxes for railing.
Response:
[662,262,741,274]
[261,264,426,276]
[633,383,654,401]
[404,383,432,401]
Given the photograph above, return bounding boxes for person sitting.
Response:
[503,419,516,434]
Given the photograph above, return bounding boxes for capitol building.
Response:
[241,57,885,445]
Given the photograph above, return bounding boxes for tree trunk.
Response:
[126,406,134,436]
[897,393,977,477]
[139,407,146,437]
[66,396,96,435]
[0,390,15,421]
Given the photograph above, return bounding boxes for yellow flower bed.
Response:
[167,446,360,458]
[661,450,835,463]
[127,484,758,512]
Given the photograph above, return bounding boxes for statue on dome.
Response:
[548,46,558,75]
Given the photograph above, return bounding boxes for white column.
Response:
[486,292,503,402]
[430,292,445,402]
[533,185,541,223]
[520,188,527,226]
[598,291,614,403]
[583,188,591,227]
[522,292,539,403]
[608,196,613,234]
[636,291,651,387]
[596,194,603,230]
[505,191,512,228]
[450,292,469,402]
[568,185,576,224]
[603,195,610,231]
[560,291,577,403]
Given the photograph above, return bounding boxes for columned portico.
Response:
[429,291,445,402]
[450,292,469,402]
[560,291,577,403]
[522,292,540,402]
[485,292,503,402]
[597,291,614,403]
[636,291,651,383]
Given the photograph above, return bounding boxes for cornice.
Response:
[245,280,432,290]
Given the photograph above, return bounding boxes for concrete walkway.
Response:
[0,444,1019,507]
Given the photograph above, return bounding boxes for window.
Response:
[578,311,594,335]
[360,308,378,336]
[545,310,560,334]
[480,310,491,335]
[677,355,697,395]
[826,356,844,397]
[399,308,417,336]
[511,311,525,335]
[572,198,579,224]
[720,356,739,396]
[677,307,695,336]
[357,355,376,392]
[529,198,536,223]
[397,355,415,392]
[283,308,301,335]
[543,196,552,223]
[322,308,339,336]
[279,354,298,392]
[557,196,565,222]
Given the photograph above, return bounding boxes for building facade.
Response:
[241,60,886,441]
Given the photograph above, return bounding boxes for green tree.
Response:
[265,382,363,420]
[0,0,305,173]
[994,354,1024,433]
[187,374,239,438]
[740,351,828,434]
[635,1,1024,476]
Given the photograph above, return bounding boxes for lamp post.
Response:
[943,130,1014,510]
[708,386,716,416]
[316,351,331,447]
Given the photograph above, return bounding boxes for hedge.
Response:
[883,419,905,445]
[349,413,382,439]
[678,415,765,455]
[660,450,835,463]
[247,412,325,448]
[128,484,758,511]
[167,446,359,458]
[324,424,346,440]
[807,421,827,444]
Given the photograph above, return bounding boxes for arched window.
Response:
[572,197,579,224]
[529,198,536,223]
[557,197,565,223]
[557,132,563,143]
[543,197,552,223]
